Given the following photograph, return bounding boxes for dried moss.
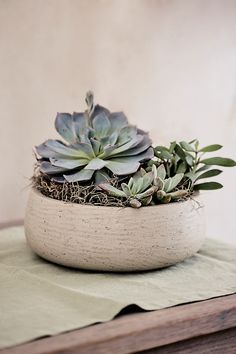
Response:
[32,173,129,207]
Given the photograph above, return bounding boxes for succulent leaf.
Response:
[154,164,166,180]
[55,113,76,143]
[40,161,69,174]
[94,170,110,184]
[93,113,111,138]
[50,157,88,169]
[64,168,94,182]
[121,183,131,196]
[85,158,107,170]
[73,113,88,137]
[99,183,126,197]
[154,176,164,190]
[200,157,236,167]
[168,173,184,191]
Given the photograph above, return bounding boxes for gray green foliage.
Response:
[35,92,153,183]
[99,165,188,208]
[33,91,236,207]
[153,140,236,191]
[99,168,158,208]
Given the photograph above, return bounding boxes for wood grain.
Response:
[1,294,236,354]
[140,327,236,353]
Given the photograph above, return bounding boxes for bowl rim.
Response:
[29,187,201,212]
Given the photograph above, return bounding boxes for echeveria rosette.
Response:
[99,168,158,208]
[35,92,154,183]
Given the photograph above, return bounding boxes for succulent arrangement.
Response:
[34,92,236,208]
[36,91,153,184]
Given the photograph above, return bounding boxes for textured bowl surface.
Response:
[24,188,206,271]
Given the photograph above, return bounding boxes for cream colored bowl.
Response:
[24,188,205,272]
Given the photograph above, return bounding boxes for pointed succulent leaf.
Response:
[164,177,172,193]
[186,154,193,166]
[99,183,126,197]
[200,157,236,167]
[154,176,164,190]
[188,139,197,144]
[200,144,223,153]
[131,177,143,195]
[196,169,222,181]
[112,135,152,157]
[90,138,101,156]
[174,144,186,160]
[121,183,131,196]
[140,172,154,192]
[196,165,210,173]
[168,173,184,191]
[155,164,166,180]
[110,135,142,156]
[176,161,187,174]
[98,145,117,159]
[64,168,94,182]
[180,141,196,152]
[128,177,134,189]
[108,131,119,145]
[194,182,223,190]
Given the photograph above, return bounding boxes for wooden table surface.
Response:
[1,221,236,354]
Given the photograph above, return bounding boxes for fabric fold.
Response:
[0,227,236,349]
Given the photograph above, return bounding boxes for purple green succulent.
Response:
[36,92,153,183]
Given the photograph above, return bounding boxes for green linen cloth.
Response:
[1,226,236,349]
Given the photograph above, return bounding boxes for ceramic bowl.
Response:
[24,188,205,271]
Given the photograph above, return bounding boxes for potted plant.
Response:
[25,92,236,271]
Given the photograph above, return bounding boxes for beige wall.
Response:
[0,0,236,243]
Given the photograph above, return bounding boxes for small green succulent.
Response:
[99,164,188,208]
[153,141,236,191]
[36,92,153,183]
[99,168,158,208]
[151,164,188,203]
